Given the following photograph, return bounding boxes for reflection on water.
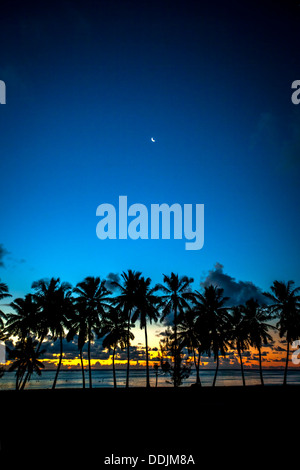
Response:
[1,368,300,389]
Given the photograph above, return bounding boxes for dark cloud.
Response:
[0,243,26,268]
[115,345,146,362]
[95,350,111,360]
[0,244,10,268]
[36,336,149,363]
[241,351,252,358]
[39,336,109,360]
[156,329,172,338]
[160,316,174,327]
[39,337,79,359]
[200,263,269,306]
[105,272,121,292]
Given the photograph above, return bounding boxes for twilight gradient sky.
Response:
[0,0,299,302]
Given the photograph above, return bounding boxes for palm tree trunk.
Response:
[52,333,63,389]
[174,304,178,388]
[145,323,150,388]
[238,347,245,386]
[213,352,219,387]
[35,335,45,354]
[112,345,117,388]
[80,348,85,389]
[283,340,290,386]
[16,368,24,390]
[20,371,30,390]
[193,349,201,385]
[197,351,201,385]
[258,346,264,386]
[126,309,131,388]
[88,338,92,388]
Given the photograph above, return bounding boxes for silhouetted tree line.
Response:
[0,272,299,389]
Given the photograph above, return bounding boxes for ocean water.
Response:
[1,368,300,390]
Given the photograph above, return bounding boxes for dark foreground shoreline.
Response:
[1,385,299,465]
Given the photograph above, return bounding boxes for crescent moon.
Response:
[151,137,155,142]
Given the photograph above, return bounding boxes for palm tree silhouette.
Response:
[159,327,192,386]
[4,272,300,390]
[264,281,300,385]
[66,302,90,388]
[193,285,230,386]
[157,273,194,387]
[176,308,207,385]
[102,306,129,388]
[0,280,11,333]
[73,276,111,388]
[32,278,73,389]
[8,337,45,390]
[5,294,39,341]
[229,305,250,386]
[132,276,160,387]
[111,270,141,387]
[243,298,274,385]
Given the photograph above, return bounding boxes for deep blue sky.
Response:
[0,0,299,300]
